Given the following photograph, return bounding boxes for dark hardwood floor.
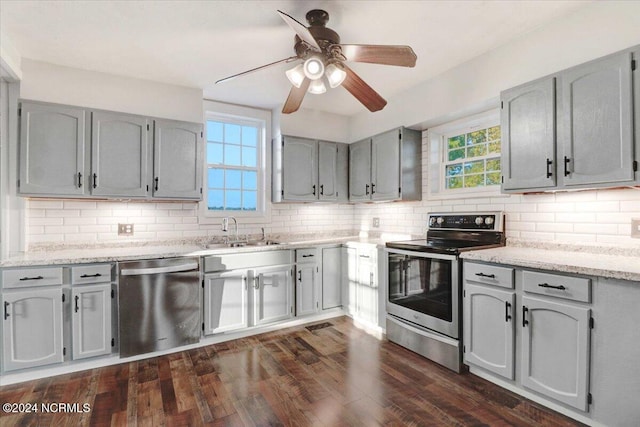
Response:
[1,316,583,426]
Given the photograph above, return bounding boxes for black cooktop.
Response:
[385,238,503,255]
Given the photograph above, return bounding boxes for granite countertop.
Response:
[0,236,385,268]
[461,240,640,282]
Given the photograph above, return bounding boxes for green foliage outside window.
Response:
[445,125,501,190]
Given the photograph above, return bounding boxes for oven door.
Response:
[385,248,459,339]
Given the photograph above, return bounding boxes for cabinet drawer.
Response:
[523,270,591,303]
[296,248,318,263]
[464,262,514,289]
[2,267,64,289]
[71,264,112,285]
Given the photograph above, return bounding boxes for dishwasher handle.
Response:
[120,262,199,276]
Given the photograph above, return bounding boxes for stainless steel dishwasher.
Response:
[118,257,201,357]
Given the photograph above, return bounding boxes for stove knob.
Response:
[436,217,444,225]
[485,217,494,225]
[429,217,436,226]
[475,216,484,225]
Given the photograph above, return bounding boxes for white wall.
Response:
[349,1,640,141]
[19,59,203,123]
[278,108,350,143]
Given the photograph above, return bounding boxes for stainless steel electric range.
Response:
[384,212,505,372]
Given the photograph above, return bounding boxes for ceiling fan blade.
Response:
[282,78,311,114]
[215,56,298,84]
[341,64,387,112]
[277,10,321,51]
[339,44,417,67]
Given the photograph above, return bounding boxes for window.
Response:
[428,109,503,199]
[206,119,259,211]
[201,100,271,222]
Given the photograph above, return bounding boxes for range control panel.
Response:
[428,212,503,231]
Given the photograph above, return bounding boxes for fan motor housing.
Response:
[294,9,340,57]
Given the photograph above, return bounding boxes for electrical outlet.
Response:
[118,223,134,236]
[631,219,640,239]
[373,217,380,228]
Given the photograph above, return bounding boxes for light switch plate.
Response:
[373,217,380,228]
[631,219,640,239]
[118,223,134,236]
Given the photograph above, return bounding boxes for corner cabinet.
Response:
[349,127,422,202]
[501,46,639,192]
[273,135,348,203]
[18,100,203,200]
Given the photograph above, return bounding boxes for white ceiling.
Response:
[1,0,591,116]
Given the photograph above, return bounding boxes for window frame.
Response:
[428,109,505,200]
[199,100,271,224]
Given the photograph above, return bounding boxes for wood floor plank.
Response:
[0,316,585,427]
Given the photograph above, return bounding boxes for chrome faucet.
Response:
[221,217,244,245]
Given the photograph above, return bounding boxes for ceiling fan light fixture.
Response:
[308,79,327,94]
[325,63,347,88]
[285,64,305,88]
[303,56,325,80]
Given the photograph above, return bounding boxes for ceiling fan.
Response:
[215,9,417,114]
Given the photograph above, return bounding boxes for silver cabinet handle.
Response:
[254,276,260,289]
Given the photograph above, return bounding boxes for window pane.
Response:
[448,148,465,161]
[242,146,257,167]
[225,124,241,144]
[448,135,465,149]
[486,172,501,185]
[467,144,487,158]
[464,174,484,188]
[207,121,223,142]
[242,126,258,147]
[208,190,224,210]
[226,190,241,210]
[226,170,242,189]
[208,168,224,188]
[207,143,223,164]
[467,130,487,145]
[488,140,501,154]
[225,144,241,166]
[243,171,257,190]
[447,177,463,189]
[243,191,257,211]
[446,164,463,176]
[464,160,484,174]
[486,158,501,172]
[488,126,501,141]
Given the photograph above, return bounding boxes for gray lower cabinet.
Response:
[343,244,378,326]
[521,296,591,411]
[2,287,64,371]
[349,127,422,202]
[253,265,293,326]
[71,283,112,360]
[321,247,341,309]
[91,111,150,197]
[153,119,203,199]
[203,270,248,335]
[295,248,319,317]
[19,101,87,196]
[464,283,515,380]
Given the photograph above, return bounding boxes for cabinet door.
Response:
[19,102,86,196]
[322,247,342,309]
[71,284,112,360]
[501,78,556,190]
[343,247,358,316]
[349,139,371,201]
[153,119,203,199]
[559,51,634,187]
[282,136,318,201]
[318,141,338,201]
[356,252,378,325]
[371,129,401,201]
[521,296,591,411]
[254,265,293,326]
[464,284,515,380]
[91,111,149,197]
[296,264,317,316]
[2,288,64,371]
[204,271,248,335]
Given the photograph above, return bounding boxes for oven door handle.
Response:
[384,247,457,261]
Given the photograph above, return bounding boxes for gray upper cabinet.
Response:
[91,111,149,197]
[349,127,421,202]
[559,51,635,187]
[501,78,556,191]
[19,102,87,196]
[153,119,203,199]
[274,135,348,203]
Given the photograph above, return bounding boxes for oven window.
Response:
[388,253,453,322]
